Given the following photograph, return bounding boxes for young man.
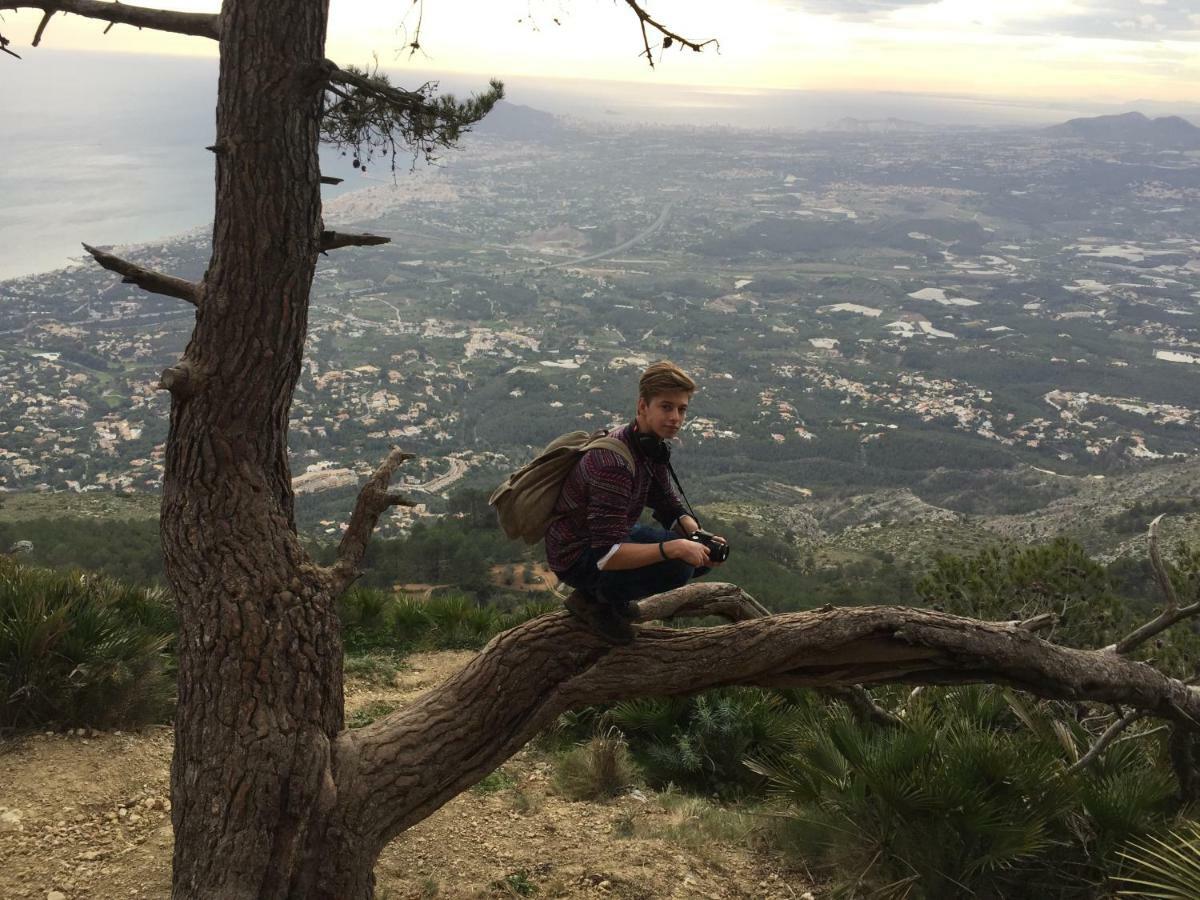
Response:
[545,361,725,642]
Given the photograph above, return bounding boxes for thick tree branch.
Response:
[635,586,902,726]
[82,243,199,305]
[0,1,219,41]
[1112,516,1199,655]
[323,448,415,597]
[332,587,1200,853]
[320,230,390,252]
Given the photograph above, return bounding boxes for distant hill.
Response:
[1044,111,1200,148]
[472,100,570,143]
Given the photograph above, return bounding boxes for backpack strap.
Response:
[581,434,634,473]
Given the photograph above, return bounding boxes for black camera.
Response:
[688,528,730,563]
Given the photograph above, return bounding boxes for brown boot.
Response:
[564,591,634,645]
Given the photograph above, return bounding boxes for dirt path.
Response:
[0,652,808,899]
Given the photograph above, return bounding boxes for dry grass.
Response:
[552,728,638,802]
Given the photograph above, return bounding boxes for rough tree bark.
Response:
[4,3,1199,899]
[158,1,348,897]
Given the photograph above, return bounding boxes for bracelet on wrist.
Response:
[658,541,669,561]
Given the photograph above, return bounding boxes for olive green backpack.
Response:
[488,430,634,544]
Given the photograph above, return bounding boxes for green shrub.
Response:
[606,688,806,799]
[342,652,406,685]
[472,767,517,795]
[0,558,175,729]
[1105,499,1200,535]
[752,686,1181,899]
[0,517,165,584]
[491,869,537,897]
[339,587,391,631]
[496,598,557,633]
[917,538,1130,647]
[419,593,491,647]
[920,538,1200,676]
[390,597,433,647]
[339,589,545,655]
[553,728,638,801]
[347,699,397,728]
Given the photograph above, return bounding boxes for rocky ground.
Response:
[0,652,810,900]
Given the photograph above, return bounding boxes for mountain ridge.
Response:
[1044,110,1200,147]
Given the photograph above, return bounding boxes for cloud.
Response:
[775,1,939,20]
[1015,1,1200,41]
[778,0,1200,39]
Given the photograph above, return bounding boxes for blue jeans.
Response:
[558,524,708,608]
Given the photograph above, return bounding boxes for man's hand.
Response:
[666,538,710,568]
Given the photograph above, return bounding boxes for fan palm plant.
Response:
[750,686,1179,899]
[1116,819,1200,899]
[0,559,174,728]
[607,688,807,798]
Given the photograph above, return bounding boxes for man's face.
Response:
[636,390,691,441]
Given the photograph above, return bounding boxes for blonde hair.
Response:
[638,361,696,403]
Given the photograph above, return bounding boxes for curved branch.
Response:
[1113,600,1200,655]
[1067,707,1147,774]
[634,580,771,622]
[0,1,219,41]
[331,587,1200,853]
[322,448,415,597]
[31,9,51,45]
[1148,514,1181,615]
[823,685,906,728]
[1112,517,1199,655]
[82,243,199,305]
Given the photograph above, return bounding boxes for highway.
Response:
[537,201,673,270]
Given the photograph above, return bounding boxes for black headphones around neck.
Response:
[631,420,672,464]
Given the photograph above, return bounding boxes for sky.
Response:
[2,0,1198,104]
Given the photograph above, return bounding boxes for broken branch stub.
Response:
[324,447,416,596]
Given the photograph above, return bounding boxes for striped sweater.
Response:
[544,424,688,574]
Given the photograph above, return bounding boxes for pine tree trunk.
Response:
[161,1,351,896]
